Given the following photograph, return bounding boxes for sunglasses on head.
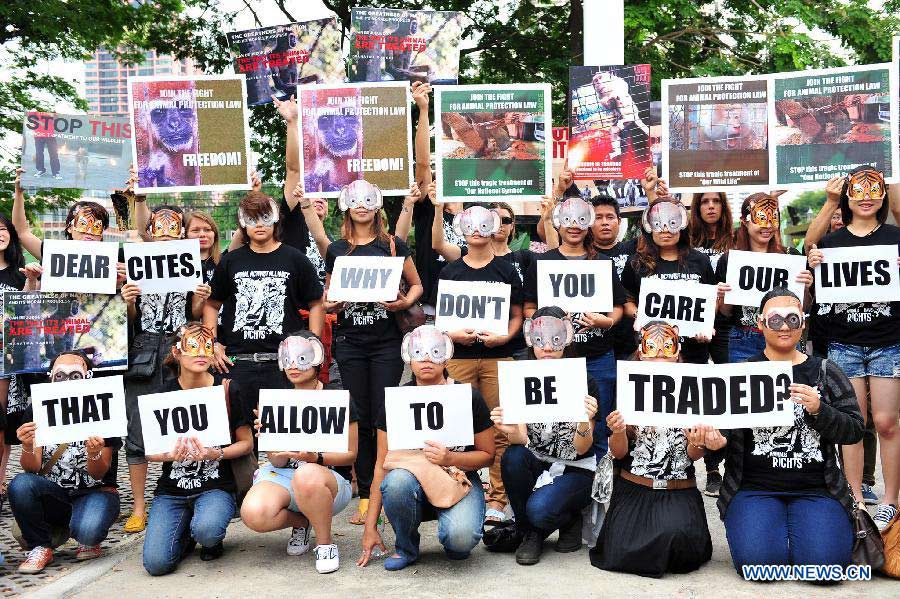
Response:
[761,308,804,331]
[500,217,514,225]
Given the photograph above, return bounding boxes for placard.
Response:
[257,389,350,453]
[635,279,718,338]
[40,239,119,294]
[384,383,474,450]
[32,375,127,446]
[723,250,808,307]
[498,358,588,424]
[434,279,511,336]
[123,238,202,294]
[327,256,404,302]
[813,244,900,303]
[138,385,232,455]
[536,259,613,313]
[616,360,794,428]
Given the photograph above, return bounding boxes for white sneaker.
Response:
[286,526,311,556]
[314,544,339,574]
[873,503,898,532]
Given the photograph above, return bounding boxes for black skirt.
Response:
[590,476,713,578]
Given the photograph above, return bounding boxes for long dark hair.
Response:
[839,165,890,225]
[688,192,733,252]
[0,213,25,270]
[631,229,690,275]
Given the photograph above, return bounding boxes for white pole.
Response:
[583,0,624,65]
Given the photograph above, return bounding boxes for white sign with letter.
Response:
[257,389,351,452]
[435,279,511,336]
[41,239,119,294]
[498,358,588,424]
[327,256,405,302]
[537,260,613,313]
[814,245,900,303]
[138,385,232,455]
[724,250,808,307]
[124,238,202,294]
[32,375,127,446]
[384,383,474,450]
[635,278,718,338]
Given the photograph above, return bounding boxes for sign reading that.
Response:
[814,245,900,303]
[435,279,511,336]
[41,239,119,294]
[257,389,351,453]
[124,238,202,294]
[635,279,718,338]
[138,385,232,455]
[616,360,794,428]
[32,375,127,446]
[384,383,474,450]
[327,256,405,303]
[724,250,808,307]
[498,358,589,424]
[537,260,613,313]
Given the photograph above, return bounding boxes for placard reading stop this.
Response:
[40,239,119,294]
[435,279,511,336]
[813,244,900,303]
[536,260,613,313]
[498,358,589,424]
[138,385,232,455]
[384,383,475,450]
[724,250,808,307]
[635,278,718,338]
[257,389,350,453]
[327,256,405,303]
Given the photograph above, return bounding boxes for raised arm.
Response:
[12,168,42,259]
[412,81,433,193]
[430,188,462,261]
[274,95,301,208]
[294,183,330,257]
[394,183,421,241]
[804,177,842,251]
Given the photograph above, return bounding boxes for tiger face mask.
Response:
[744,194,780,229]
[68,207,105,237]
[523,316,574,351]
[846,168,885,202]
[452,206,501,238]
[178,325,215,358]
[639,322,680,359]
[278,335,325,371]
[401,325,454,364]
[147,208,184,239]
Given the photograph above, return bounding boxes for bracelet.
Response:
[215,447,225,462]
[87,451,103,461]
[689,443,706,450]
[316,452,325,466]
[300,201,312,209]
[575,425,591,438]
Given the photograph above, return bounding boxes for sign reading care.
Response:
[498,358,588,424]
[813,245,900,303]
[257,389,351,452]
[41,239,119,294]
[636,278,717,338]
[138,385,232,455]
[32,375,128,446]
[327,256,405,303]
[536,260,613,313]
[384,383,474,450]
[124,238,202,294]
[724,250,808,307]
[435,279,511,336]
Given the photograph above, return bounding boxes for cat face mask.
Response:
[69,207,105,236]
[277,335,326,371]
[147,208,184,239]
[238,200,279,228]
[743,194,780,229]
[178,324,215,358]
[523,316,574,350]
[401,325,454,364]
[642,198,687,234]
[552,198,595,230]
[338,179,383,212]
[639,322,680,359]
[452,206,501,237]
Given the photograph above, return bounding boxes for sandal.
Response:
[348,498,369,525]
[124,512,147,533]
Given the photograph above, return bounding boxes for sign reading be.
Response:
[498,358,589,424]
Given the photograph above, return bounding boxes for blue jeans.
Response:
[828,341,900,378]
[586,350,616,453]
[380,468,484,563]
[8,472,120,548]
[724,490,853,572]
[728,328,767,363]
[501,445,592,534]
[143,489,236,576]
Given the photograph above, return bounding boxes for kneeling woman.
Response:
[590,322,718,577]
[241,332,358,574]
[142,324,253,576]
[358,325,495,571]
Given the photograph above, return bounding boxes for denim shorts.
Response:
[252,462,352,514]
[827,342,900,379]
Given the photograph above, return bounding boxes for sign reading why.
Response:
[327,256,405,303]
[41,239,119,294]
[814,244,900,303]
[537,260,613,313]
[435,279,511,336]
[724,250,808,307]
[384,383,474,450]
[635,279,718,338]
[257,389,350,453]
[617,360,794,428]
[32,375,127,446]
[138,385,232,455]
[124,238,202,294]
[498,358,589,424]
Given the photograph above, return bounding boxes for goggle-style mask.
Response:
[642,198,687,233]
[177,324,215,358]
[452,206,501,237]
[238,200,279,228]
[147,208,184,239]
[68,206,106,236]
[278,335,325,371]
[639,322,680,359]
[760,307,804,331]
[523,316,574,350]
[49,363,92,383]
[743,194,780,229]
[338,179,383,212]
[846,169,886,202]
[552,198,595,230]
[401,325,454,364]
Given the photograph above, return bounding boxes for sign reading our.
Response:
[32,375,127,446]
[814,245,900,303]
[327,256,405,303]
[616,360,794,428]
[536,260,613,313]
[40,239,119,294]
[257,389,350,453]
[435,279,511,336]
[384,383,474,450]
[498,358,588,424]
[138,385,232,455]
[124,238,202,295]
[724,250,808,307]
[635,279,718,338]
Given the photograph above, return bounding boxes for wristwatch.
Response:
[215,447,225,462]
[315,452,325,466]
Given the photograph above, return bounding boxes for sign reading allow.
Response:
[257,389,351,453]
[41,239,119,294]
[435,279,511,336]
[384,383,474,450]
[124,238,202,294]
[498,358,588,424]
[635,278,717,338]
[814,245,900,303]
[32,375,127,446]
[724,250,808,307]
[327,256,405,303]
[138,385,232,455]
[537,260,613,313]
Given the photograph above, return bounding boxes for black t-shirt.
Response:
[816,224,900,347]
[0,266,28,422]
[715,247,803,329]
[412,202,467,306]
[279,195,311,252]
[200,256,216,284]
[439,255,524,359]
[0,265,26,295]
[209,243,323,354]
[598,239,638,357]
[325,236,410,343]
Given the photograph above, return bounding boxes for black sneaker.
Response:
[555,512,583,553]
[200,542,224,561]
[515,531,544,565]
[704,470,722,497]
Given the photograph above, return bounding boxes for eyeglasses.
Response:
[500,217,514,225]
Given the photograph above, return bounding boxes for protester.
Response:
[185,210,221,286]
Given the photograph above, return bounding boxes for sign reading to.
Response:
[257,389,351,453]
[32,375,127,446]
[536,260,613,313]
[724,250,808,307]
[138,385,232,455]
[435,279,511,336]
[635,279,718,338]
[384,383,474,450]
[41,239,119,294]
[327,256,405,303]
[814,245,900,303]
[498,358,589,424]
[124,239,202,294]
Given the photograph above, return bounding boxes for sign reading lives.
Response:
[257,389,350,453]
[327,256,405,303]
[536,260,613,313]
[384,383,474,450]
[138,386,232,455]
[435,279,511,336]
[814,244,900,303]
[635,279,718,338]
[124,238,202,294]
[498,358,589,424]
[617,360,794,428]
[40,239,119,294]
[32,375,127,446]
[724,250,808,307]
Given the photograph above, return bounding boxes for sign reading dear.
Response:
[636,278,717,338]
[616,360,794,428]
[257,389,350,453]
[124,238,202,294]
[724,250,808,307]
[435,279,511,336]
[138,385,231,455]
[537,260,613,313]
[498,358,588,424]
[41,239,119,294]
[327,256,405,303]
[814,245,900,303]
[32,375,128,446]
[384,383,474,450]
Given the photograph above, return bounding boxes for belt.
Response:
[230,353,277,362]
[620,470,696,490]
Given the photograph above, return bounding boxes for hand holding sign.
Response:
[435,280,511,336]
[31,376,128,446]
[636,279,718,338]
[138,386,232,455]
[41,239,119,294]
[723,250,808,307]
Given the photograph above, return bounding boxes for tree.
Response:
[788,189,828,222]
